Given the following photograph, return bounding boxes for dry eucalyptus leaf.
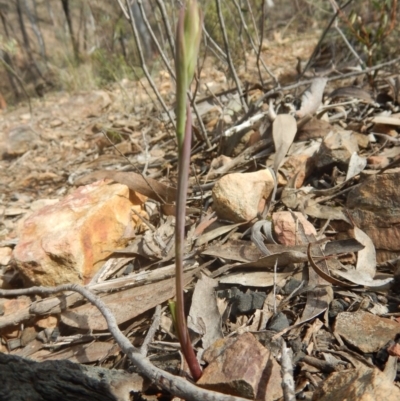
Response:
[304,204,349,222]
[219,271,292,287]
[307,244,357,288]
[333,269,393,288]
[296,78,328,119]
[202,238,363,265]
[272,114,297,172]
[298,238,333,325]
[354,226,376,277]
[346,152,367,181]
[188,273,223,350]
[334,227,392,288]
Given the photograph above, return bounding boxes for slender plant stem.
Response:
[175,105,202,381]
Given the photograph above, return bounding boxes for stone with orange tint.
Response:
[13,180,147,286]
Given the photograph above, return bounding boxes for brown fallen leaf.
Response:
[203,238,363,266]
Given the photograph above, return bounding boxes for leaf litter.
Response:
[1,43,400,401]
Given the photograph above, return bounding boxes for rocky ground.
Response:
[1,31,400,401]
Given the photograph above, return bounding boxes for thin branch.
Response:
[254,56,400,108]
[203,26,227,59]
[116,0,130,19]
[120,0,175,129]
[155,0,175,58]
[281,340,296,401]
[328,0,365,69]
[232,0,278,85]
[244,0,260,45]
[190,93,212,149]
[0,284,248,401]
[215,0,248,112]
[140,305,161,356]
[137,0,175,80]
[256,0,267,86]
[297,0,353,82]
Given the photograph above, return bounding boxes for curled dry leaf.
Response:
[334,227,393,288]
[307,244,357,288]
[250,220,278,256]
[296,77,328,119]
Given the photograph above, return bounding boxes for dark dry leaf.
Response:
[328,86,374,104]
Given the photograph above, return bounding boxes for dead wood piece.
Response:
[0,352,140,401]
[300,355,337,373]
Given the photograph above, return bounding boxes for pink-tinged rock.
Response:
[334,310,400,353]
[0,247,12,265]
[212,169,275,223]
[13,180,147,286]
[281,153,316,188]
[273,211,317,246]
[346,168,400,258]
[198,332,283,401]
[315,129,359,170]
[3,125,39,158]
[312,365,400,401]
[367,155,390,169]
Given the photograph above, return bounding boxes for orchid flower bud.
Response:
[175,0,202,148]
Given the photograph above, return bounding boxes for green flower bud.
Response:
[175,0,202,148]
